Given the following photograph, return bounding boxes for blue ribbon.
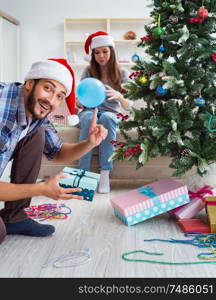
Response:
[137,186,160,206]
[69,169,85,187]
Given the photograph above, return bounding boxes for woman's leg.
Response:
[78,110,95,171]
[97,111,118,193]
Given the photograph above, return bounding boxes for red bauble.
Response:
[212,53,216,62]
[197,7,208,18]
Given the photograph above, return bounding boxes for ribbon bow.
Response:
[138,186,160,206]
[138,186,157,197]
[188,185,213,202]
[70,169,85,187]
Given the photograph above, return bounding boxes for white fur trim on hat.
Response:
[68,114,79,126]
[91,35,115,50]
[24,60,73,97]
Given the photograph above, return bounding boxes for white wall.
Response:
[0,0,152,81]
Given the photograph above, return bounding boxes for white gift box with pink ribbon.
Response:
[171,185,216,219]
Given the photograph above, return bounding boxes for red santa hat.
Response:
[25,58,79,125]
[84,31,115,54]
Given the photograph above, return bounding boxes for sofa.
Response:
[38,101,194,186]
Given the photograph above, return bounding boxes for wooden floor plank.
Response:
[0,189,215,278]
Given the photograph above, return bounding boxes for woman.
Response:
[77,31,132,193]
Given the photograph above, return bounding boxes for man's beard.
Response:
[27,84,52,120]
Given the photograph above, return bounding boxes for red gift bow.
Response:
[205,200,216,206]
[188,185,213,202]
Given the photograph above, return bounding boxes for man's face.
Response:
[26,79,67,120]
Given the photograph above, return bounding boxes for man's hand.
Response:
[87,108,108,146]
[39,173,83,200]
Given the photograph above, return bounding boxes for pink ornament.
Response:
[197,7,208,18]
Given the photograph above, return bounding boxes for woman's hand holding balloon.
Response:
[105,85,123,102]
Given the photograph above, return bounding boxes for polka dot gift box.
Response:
[59,167,100,201]
[111,178,190,226]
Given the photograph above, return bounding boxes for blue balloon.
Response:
[76,78,106,108]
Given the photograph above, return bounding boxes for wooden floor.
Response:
[0,185,215,278]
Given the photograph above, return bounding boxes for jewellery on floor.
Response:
[42,249,91,268]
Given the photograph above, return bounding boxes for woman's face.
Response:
[94,46,111,66]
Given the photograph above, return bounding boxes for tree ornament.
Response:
[159,45,166,52]
[211,53,216,62]
[169,15,179,25]
[195,97,205,107]
[197,7,208,18]
[156,85,168,96]
[153,27,165,37]
[131,53,140,62]
[197,0,208,18]
[139,76,148,84]
[181,149,191,157]
[153,14,165,37]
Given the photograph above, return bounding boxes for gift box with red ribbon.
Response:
[171,185,216,219]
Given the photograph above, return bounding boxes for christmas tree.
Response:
[111,0,216,177]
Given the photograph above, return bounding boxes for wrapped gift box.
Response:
[204,196,216,233]
[111,178,190,226]
[178,218,210,233]
[172,186,216,219]
[59,167,100,201]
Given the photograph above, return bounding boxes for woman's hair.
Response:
[89,46,122,91]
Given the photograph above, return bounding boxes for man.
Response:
[0,58,107,242]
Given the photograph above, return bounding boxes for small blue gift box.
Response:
[59,167,100,201]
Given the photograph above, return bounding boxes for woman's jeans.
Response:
[78,110,119,171]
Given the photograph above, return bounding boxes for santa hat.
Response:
[84,31,115,55]
[25,58,79,126]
